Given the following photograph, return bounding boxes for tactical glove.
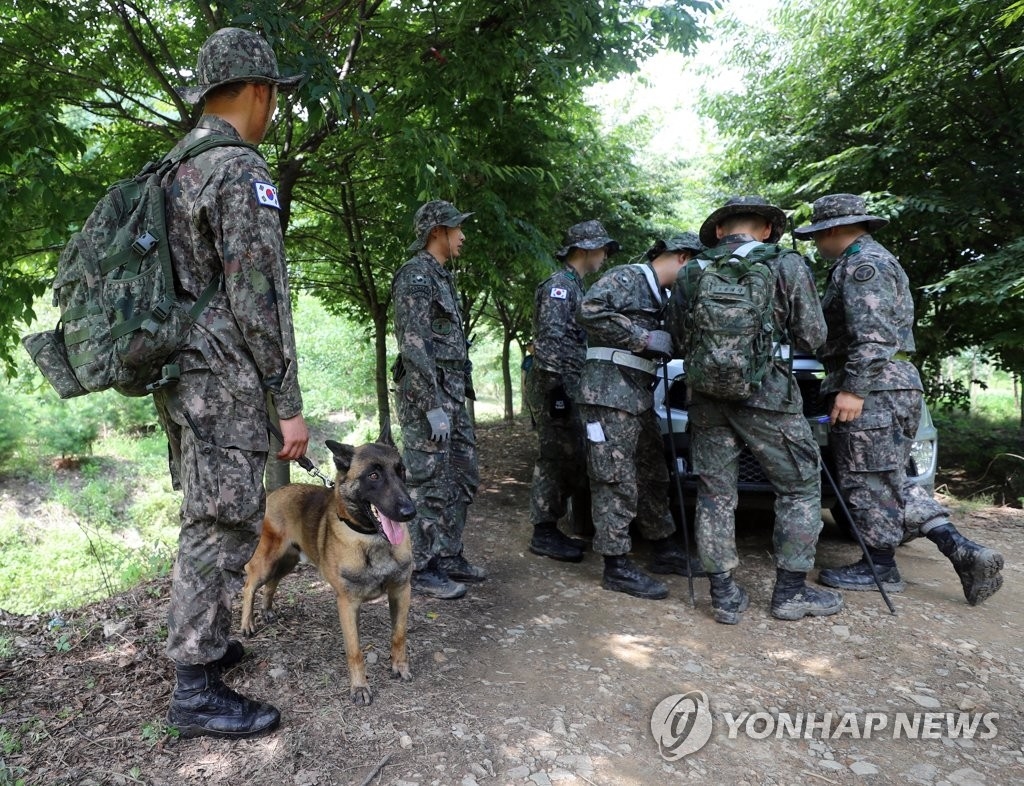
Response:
[425,407,451,442]
[547,384,570,420]
[640,329,673,361]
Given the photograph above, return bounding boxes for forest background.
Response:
[1,0,1023,614]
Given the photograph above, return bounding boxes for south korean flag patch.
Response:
[550,286,568,300]
[254,181,281,210]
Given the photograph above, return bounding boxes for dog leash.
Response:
[266,421,334,487]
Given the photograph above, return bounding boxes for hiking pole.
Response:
[817,426,896,615]
[662,360,696,606]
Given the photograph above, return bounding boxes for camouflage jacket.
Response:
[531,265,588,399]
[818,234,922,396]
[164,115,303,419]
[392,250,468,410]
[577,264,666,415]
[666,236,826,413]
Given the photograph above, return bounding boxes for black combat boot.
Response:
[212,639,246,671]
[771,569,844,621]
[529,522,585,562]
[817,547,906,592]
[167,664,280,739]
[602,555,668,600]
[925,523,1004,605]
[411,558,467,599]
[647,536,707,577]
[436,551,487,582]
[707,571,749,625]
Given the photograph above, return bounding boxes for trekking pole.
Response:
[817,421,896,615]
[662,360,696,606]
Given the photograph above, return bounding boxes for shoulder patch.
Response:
[852,263,877,283]
[254,181,281,209]
[550,286,568,300]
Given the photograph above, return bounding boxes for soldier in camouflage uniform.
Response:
[666,197,844,624]
[795,193,1003,605]
[576,233,707,599]
[157,28,309,738]
[392,200,483,600]
[527,221,617,563]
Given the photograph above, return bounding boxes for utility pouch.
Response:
[21,329,89,399]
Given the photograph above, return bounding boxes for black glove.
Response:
[639,329,673,361]
[546,384,570,419]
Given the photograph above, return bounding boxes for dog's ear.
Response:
[325,439,356,473]
[376,416,396,448]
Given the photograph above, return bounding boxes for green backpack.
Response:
[22,134,254,399]
[680,241,786,401]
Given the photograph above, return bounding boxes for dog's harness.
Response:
[267,421,334,487]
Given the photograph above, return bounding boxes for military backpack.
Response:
[22,134,254,399]
[679,241,786,401]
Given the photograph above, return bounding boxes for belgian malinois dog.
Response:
[240,433,416,705]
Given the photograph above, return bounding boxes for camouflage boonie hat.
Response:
[408,200,474,252]
[555,220,620,261]
[176,27,304,105]
[699,196,787,248]
[645,231,705,261]
[792,193,889,239]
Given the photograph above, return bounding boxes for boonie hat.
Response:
[645,231,705,261]
[408,200,474,252]
[555,220,620,261]
[792,193,889,239]
[699,196,787,248]
[176,27,304,105]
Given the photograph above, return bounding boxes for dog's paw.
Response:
[350,686,374,706]
[239,621,257,637]
[259,608,277,626]
[391,663,412,682]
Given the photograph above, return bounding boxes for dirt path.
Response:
[1,419,1022,785]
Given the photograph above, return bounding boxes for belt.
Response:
[823,351,911,374]
[586,346,658,375]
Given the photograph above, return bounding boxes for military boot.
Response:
[436,551,487,582]
[817,547,906,593]
[707,571,749,625]
[647,536,707,577]
[925,523,1004,605]
[529,522,585,562]
[167,665,280,739]
[771,569,844,621]
[212,639,246,671]
[411,558,467,599]
[602,555,668,600]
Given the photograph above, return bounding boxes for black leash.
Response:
[661,360,696,606]
[266,421,333,488]
[818,435,896,615]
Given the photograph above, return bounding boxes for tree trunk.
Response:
[501,328,515,421]
[373,308,392,437]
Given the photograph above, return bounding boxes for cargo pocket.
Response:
[830,410,899,472]
[585,423,623,484]
[780,429,821,483]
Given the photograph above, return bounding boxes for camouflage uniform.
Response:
[818,232,949,547]
[527,264,588,528]
[667,239,827,574]
[392,248,479,571]
[155,112,304,667]
[576,264,676,556]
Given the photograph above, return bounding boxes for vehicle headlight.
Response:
[909,439,935,477]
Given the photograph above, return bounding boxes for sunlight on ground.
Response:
[603,633,658,668]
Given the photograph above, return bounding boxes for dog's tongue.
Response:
[379,512,405,545]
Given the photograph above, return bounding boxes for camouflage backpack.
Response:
[679,241,786,400]
[22,134,254,399]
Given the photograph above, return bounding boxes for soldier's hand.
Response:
[639,329,673,361]
[425,407,451,442]
[277,414,310,460]
[547,384,570,419]
[830,391,865,424]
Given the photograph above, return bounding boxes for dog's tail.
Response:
[377,415,395,447]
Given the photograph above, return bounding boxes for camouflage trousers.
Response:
[828,389,948,550]
[153,368,269,666]
[690,402,822,574]
[397,394,479,571]
[527,369,588,526]
[577,404,675,556]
